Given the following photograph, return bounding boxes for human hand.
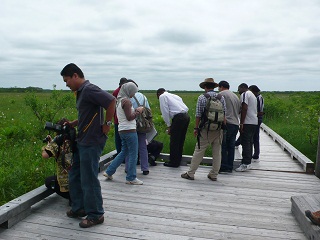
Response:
[136,106,144,114]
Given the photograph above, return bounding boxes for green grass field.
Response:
[0,90,319,205]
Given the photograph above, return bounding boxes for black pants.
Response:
[253,119,262,157]
[45,175,70,200]
[169,112,190,166]
[240,124,257,165]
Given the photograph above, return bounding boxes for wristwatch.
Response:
[105,120,112,126]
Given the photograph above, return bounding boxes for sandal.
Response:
[181,172,194,180]
[207,175,217,181]
[79,215,104,228]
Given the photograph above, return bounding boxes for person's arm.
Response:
[122,99,143,121]
[159,95,171,127]
[102,98,116,135]
[41,135,54,159]
[193,117,201,137]
[66,119,78,128]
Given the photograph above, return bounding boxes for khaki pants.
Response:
[187,129,222,178]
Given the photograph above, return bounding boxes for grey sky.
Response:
[0,0,319,92]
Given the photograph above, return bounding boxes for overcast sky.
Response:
[1,0,319,92]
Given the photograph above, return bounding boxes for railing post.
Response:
[315,117,320,178]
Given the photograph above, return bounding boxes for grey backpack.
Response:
[133,96,153,133]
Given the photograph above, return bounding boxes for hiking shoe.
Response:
[79,215,104,228]
[207,175,217,181]
[126,178,143,185]
[305,210,320,226]
[103,172,113,180]
[235,164,252,172]
[181,172,194,180]
[66,209,87,218]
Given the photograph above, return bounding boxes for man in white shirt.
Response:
[157,88,190,167]
[235,83,258,172]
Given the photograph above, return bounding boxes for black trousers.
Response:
[240,124,257,165]
[169,112,190,166]
[45,175,70,200]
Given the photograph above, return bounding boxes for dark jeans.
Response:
[220,124,239,171]
[69,143,105,220]
[240,124,257,165]
[170,112,190,166]
[253,119,262,157]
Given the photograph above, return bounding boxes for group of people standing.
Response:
[180,78,265,181]
[42,62,265,229]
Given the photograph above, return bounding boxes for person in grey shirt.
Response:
[61,63,116,228]
[218,81,241,173]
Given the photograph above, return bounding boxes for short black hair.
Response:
[60,63,84,78]
[218,80,230,89]
[119,77,128,86]
[249,85,260,93]
[156,88,166,95]
[238,83,248,89]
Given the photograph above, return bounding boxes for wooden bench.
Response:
[291,194,320,239]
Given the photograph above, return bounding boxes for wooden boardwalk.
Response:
[1,127,320,239]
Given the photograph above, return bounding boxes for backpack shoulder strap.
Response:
[142,96,146,107]
[203,93,210,99]
[133,95,142,107]
[215,93,222,100]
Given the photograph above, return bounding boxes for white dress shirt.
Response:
[159,91,188,127]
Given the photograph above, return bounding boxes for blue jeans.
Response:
[221,124,239,171]
[125,132,149,171]
[69,143,105,220]
[106,132,138,181]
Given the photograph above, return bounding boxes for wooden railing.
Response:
[260,123,314,173]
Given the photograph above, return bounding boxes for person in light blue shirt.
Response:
[128,79,151,175]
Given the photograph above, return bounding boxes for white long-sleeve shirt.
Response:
[159,91,188,127]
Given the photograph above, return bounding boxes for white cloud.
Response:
[0,0,319,92]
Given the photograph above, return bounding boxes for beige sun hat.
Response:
[199,78,219,89]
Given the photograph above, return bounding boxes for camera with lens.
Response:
[43,122,77,152]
